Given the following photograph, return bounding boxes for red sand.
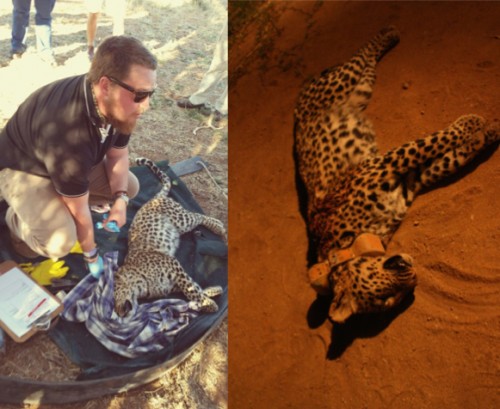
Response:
[228,2,500,408]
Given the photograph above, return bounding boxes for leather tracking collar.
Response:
[308,233,386,295]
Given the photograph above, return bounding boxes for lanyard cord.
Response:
[83,77,110,143]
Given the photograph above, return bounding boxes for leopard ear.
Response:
[329,290,357,323]
[115,299,133,317]
[338,231,355,249]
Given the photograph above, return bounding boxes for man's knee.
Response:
[44,224,78,259]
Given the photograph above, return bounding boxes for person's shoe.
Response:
[10,232,39,259]
[176,97,206,109]
[90,203,111,214]
[212,110,228,127]
[10,44,27,60]
[214,110,226,122]
[40,51,58,67]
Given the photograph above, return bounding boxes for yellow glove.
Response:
[69,241,83,254]
[19,262,35,274]
[20,259,69,286]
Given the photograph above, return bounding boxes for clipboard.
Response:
[0,260,63,343]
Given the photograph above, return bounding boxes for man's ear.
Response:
[329,289,357,323]
[97,76,111,97]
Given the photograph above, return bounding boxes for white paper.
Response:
[0,267,60,338]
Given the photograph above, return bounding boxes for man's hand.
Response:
[105,197,127,229]
[85,254,104,278]
[83,247,104,278]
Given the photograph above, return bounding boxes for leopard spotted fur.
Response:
[113,158,227,317]
[294,26,499,323]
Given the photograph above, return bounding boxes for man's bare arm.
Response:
[60,193,96,253]
[104,147,130,228]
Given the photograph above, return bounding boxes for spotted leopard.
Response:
[294,26,499,323]
[114,158,227,317]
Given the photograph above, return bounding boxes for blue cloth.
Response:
[11,0,56,52]
[61,252,204,359]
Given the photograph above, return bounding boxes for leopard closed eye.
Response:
[294,26,499,323]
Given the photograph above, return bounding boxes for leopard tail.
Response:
[135,157,172,194]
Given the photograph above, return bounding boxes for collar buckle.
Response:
[308,233,386,294]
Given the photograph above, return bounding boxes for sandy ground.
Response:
[228,2,499,408]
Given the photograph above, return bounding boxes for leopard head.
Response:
[328,254,417,323]
[113,269,136,318]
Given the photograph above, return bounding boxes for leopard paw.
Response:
[200,296,219,313]
[203,286,223,297]
[484,119,500,145]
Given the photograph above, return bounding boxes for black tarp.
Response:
[0,161,227,381]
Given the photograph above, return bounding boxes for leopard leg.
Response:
[344,28,400,111]
[377,115,497,188]
[345,65,376,111]
[419,118,499,187]
[171,258,220,313]
[203,286,223,297]
[294,26,399,123]
[173,209,226,242]
[199,215,227,242]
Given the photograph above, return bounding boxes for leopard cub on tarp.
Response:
[114,158,227,317]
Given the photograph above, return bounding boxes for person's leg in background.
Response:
[188,21,228,114]
[177,21,228,120]
[85,0,104,60]
[109,0,126,36]
[11,0,31,58]
[34,0,56,65]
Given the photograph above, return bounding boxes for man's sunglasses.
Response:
[107,76,156,103]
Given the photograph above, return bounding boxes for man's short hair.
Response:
[88,36,157,83]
